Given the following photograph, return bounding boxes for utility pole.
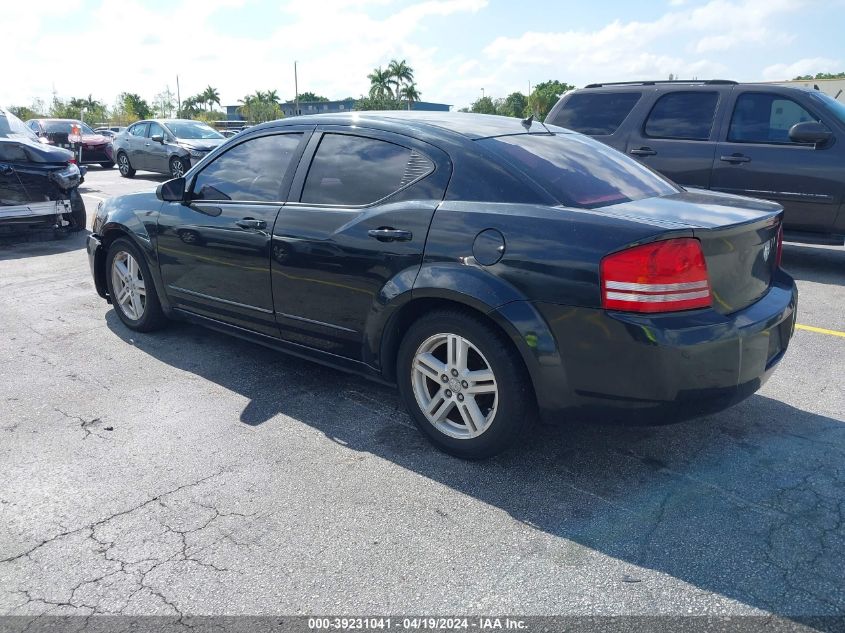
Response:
[294,61,299,116]
[176,75,181,118]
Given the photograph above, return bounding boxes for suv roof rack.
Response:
[583,79,738,88]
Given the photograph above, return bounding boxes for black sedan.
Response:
[1,107,86,235]
[86,112,797,458]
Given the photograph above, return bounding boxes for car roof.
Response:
[249,111,559,140]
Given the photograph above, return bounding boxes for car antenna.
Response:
[522,112,554,134]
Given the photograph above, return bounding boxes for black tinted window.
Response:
[728,93,818,144]
[548,92,641,135]
[192,133,302,202]
[645,92,718,140]
[302,134,428,206]
[479,133,678,209]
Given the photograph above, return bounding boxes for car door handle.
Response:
[236,218,267,230]
[368,228,413,242]
[629,147,657,156]
[720,154,751,164]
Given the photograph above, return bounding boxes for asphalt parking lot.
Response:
[1,167,844,622]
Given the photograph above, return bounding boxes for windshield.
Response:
[0,108,39,140]
[164,121,223,140]
[479,133,679,209]
[810,92,845,126]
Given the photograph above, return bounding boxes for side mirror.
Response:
[156,177,186,202]
[789,121,833,146]
[151,134,164,144]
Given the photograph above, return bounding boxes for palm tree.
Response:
[202,85,221,112]
[387,59,414,100]
[399,83,421,110]
[265,89,280,105]
[367,67,393,99]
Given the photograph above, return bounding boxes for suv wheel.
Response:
[397,310,533,459]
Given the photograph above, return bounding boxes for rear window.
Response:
[547,92,641,135]
[645,91,719,140]
[479,133,678,209]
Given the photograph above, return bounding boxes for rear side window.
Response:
[192,133,302,202]
[547,92,641,135]
[728,93,819,144]
[302,134,432,206]
[479,133,679,209]
[129,123,148,137]
[644,91,719,140]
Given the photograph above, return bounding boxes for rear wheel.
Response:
[117,153,135,178]
[105,238,167,332]
[397,310,533,459]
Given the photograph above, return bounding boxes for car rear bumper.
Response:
[497,270,797,425]
[0,200,72,233]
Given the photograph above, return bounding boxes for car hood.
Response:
[1,137,74,164]
[175,139,224,151]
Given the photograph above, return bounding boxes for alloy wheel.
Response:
[110,250,146,321]
[170,159,185,178]
[411,333,498,439]
[118,155,130,175]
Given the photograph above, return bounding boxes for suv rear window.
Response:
[480,133,678,209]
[547,92,641,135]
[644,91,719,140]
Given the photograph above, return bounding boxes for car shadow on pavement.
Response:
[105,312,845,619]
[782,243,845,288]
[0,229,89,261]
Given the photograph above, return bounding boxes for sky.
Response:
[3,0,844,112]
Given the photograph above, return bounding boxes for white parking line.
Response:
[81,193,106,201]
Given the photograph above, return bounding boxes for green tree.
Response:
[398,83,421,110]
[119,93,152,121]
[8,105,41,120]
[793,71,845,80]
[528,80,574,119]
[388,59,414,98]
[294,91,329,102]
[469,96,497,114]
[353,95,403,111]
[497,92,528,118]
[201,85,221,111]
[154,86,176,118]
[238,90,283,123]
[368,67,393,99]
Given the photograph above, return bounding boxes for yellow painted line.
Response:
[795,324,845,338]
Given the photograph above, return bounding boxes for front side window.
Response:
[644,91,719,140]
[148,122,165,138]
[192,133,302,202]
[301,134,430,206]
[728,93,819,144]
[129,123,148,137]
[547,92,641,135]
[479,133,679,209]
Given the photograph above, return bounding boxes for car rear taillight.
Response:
[776,223,783,268]
[601,238,711,313]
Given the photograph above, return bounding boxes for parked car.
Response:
[1,107,86,234]
[86,112,796,458]
[93,126,126,140]
[546,80,845,245]
[26,118,115,168]
[112,119,225,179]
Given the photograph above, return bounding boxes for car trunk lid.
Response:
[599,189,783,314]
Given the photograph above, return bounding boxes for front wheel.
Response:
[397,310,534,459]
[169,156,188,178]
[105,238,167,332]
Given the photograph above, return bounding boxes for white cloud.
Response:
[762,57,843,81]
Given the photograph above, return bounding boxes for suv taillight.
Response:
[601,238,711,313]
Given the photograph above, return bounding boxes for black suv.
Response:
[546,80,845,245]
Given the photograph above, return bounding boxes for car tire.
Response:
[396,309,534,459]
[105,237,167,332]
[170,156,188,178]
[68,188,86,232]
[117,152,135,178]
[100,161,115,169]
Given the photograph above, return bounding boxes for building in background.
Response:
[762,78,845,101]
[225,99,452,122]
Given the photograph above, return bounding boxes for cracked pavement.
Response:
[0,169,844,623]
